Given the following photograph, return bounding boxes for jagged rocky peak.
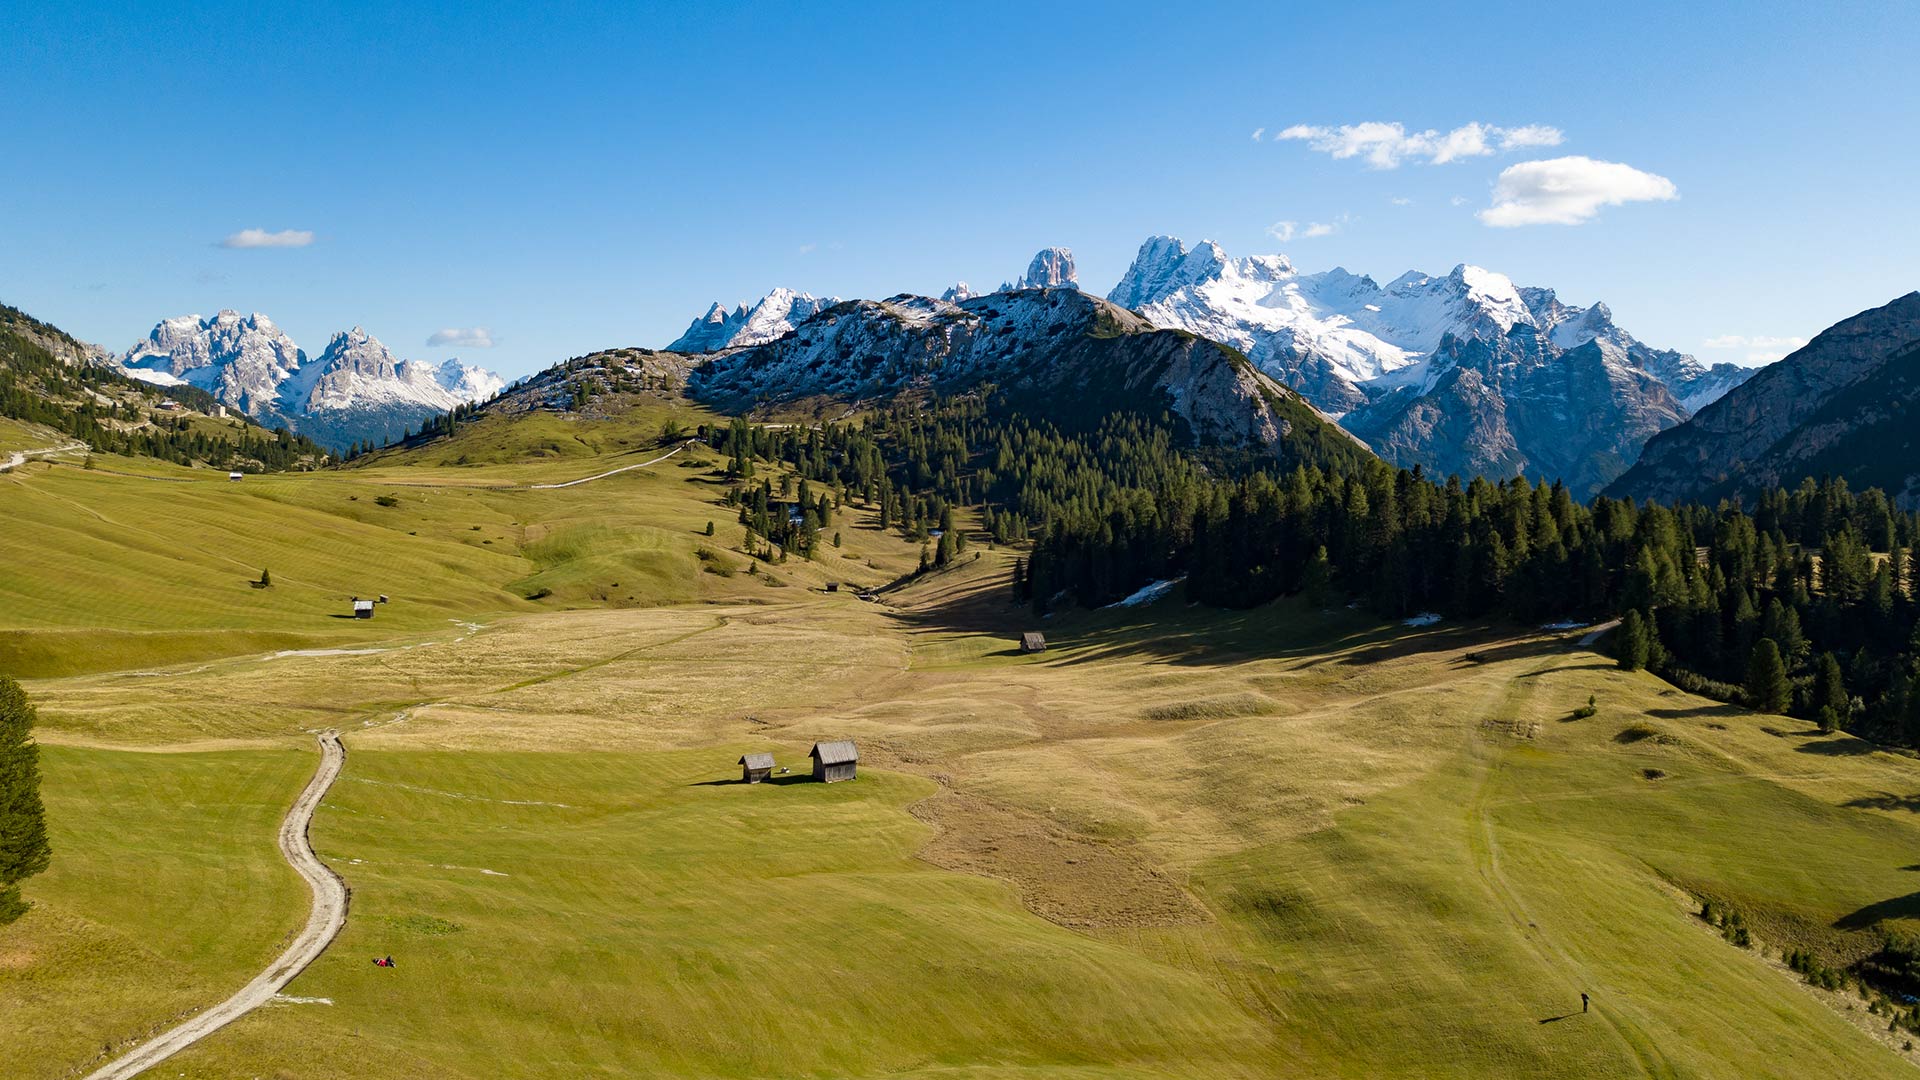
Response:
[1001,247,1080,292]
[940,282,977,303]
[666,287,838,353]
[112,312,502,452]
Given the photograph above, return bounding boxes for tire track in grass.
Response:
[1466,659,1678,1079]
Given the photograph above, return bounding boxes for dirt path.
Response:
[527,440,697,489]
[83,732,350,1080]
[0,438,86,472]
[1578,619,1622,647]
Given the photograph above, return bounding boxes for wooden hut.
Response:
[809,740,858,783]
[352,599,375,619]
[228,471,244,482]
[1020,631,1047,653]
[738,752,775,784]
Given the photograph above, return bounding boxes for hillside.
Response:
[1608,292,1920,505]
[0,302,326,470]
[688,286,1375,475]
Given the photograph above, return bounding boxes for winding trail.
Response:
[84,732,350,1080]
[527,440,696,489]
[0,438,86,472]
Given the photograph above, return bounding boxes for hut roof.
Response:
[1022,631,1047,647]
[809,740,858,765]
[739,752,775,770]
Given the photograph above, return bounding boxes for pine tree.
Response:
[0,676,52,924]
[1302,545,1332,609]
[1617,609,1651,671]
[1812,651,1848,726]
[1746,639,1791,714]
[259,567,271,587]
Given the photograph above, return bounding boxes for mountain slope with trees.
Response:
[1609,292,1920,506]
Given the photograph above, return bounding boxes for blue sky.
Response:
[4,0,1916,380]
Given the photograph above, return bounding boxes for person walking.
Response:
[1581,992,1590,1013]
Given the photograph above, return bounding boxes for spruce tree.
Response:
[1812,652,1848,726]
[1746,639,1791,714]
[0,676,52,924]
[1617,609,1651,671]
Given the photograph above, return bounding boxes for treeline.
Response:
[0,305,323,470]
[699,392,1920,747]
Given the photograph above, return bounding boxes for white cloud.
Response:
[1250,127,1265,142]
[1390,196,1413,206]
[1267,219,1338,242]
[797,242,818,255]
[220,228,314,249]
[426,327,495,348]
[1450,195,1468,207]
[1274,121,1564,169]
[1703,334,1806,365]
[1703,334,1807,350]
[1478,156,1677,227]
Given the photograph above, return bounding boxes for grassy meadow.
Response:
[5,403,1920,1077]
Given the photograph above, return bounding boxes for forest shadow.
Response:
[1835,891,1920,931]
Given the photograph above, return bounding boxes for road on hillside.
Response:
[83,731,350,1080]
[0,439,87,472]
[527,439,697,489]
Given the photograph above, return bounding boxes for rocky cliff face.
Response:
[1002,247,1079,291]
[688,287,1370,470]
[1345,326,1685,497]
[1607,292,1920,505]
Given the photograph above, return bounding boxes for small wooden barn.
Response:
[352,599,375,619]
[738,752,775,784]
[809,740,858,783]
[228,471,244,482]
[1020,631,1047,653]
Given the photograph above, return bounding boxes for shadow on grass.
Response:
[1835,891,1920,931]
[1648,703,1748,720]
[1844,792,1920,812]
[689,773,819,788]
[1536,1013,1582,1024]
[1796,736,1881,757]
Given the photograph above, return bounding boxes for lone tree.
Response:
[259,567,272,587]
[0,676,52,924]
[1616,610,1651,671]
[1746,639,1791,714]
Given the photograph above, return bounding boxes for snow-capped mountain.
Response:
[690,286,1370,470]
[1001,247,1079,292]
[116,312,503,451]
[122,311,305,418]
[1107,236,1761,490]
[667,287,838,353]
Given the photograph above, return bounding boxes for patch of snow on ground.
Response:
[1541,620,1590,631]
[1403,612,1443,627]
[1106,577,1184,608]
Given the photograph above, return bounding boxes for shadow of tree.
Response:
[1843,792,1920,812]
[1796,737,1882,757]
[1648,703,1748,721]
[1836,892,1920,931]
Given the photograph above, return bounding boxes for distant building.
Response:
[809,740,858,783]
[214,404,228,418]
[1021,632,1047,653]
[156,399,181,411]
[228,471,244,481]
[825,582,839,592]
[352,599,375,619]
[738,752,775,784]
